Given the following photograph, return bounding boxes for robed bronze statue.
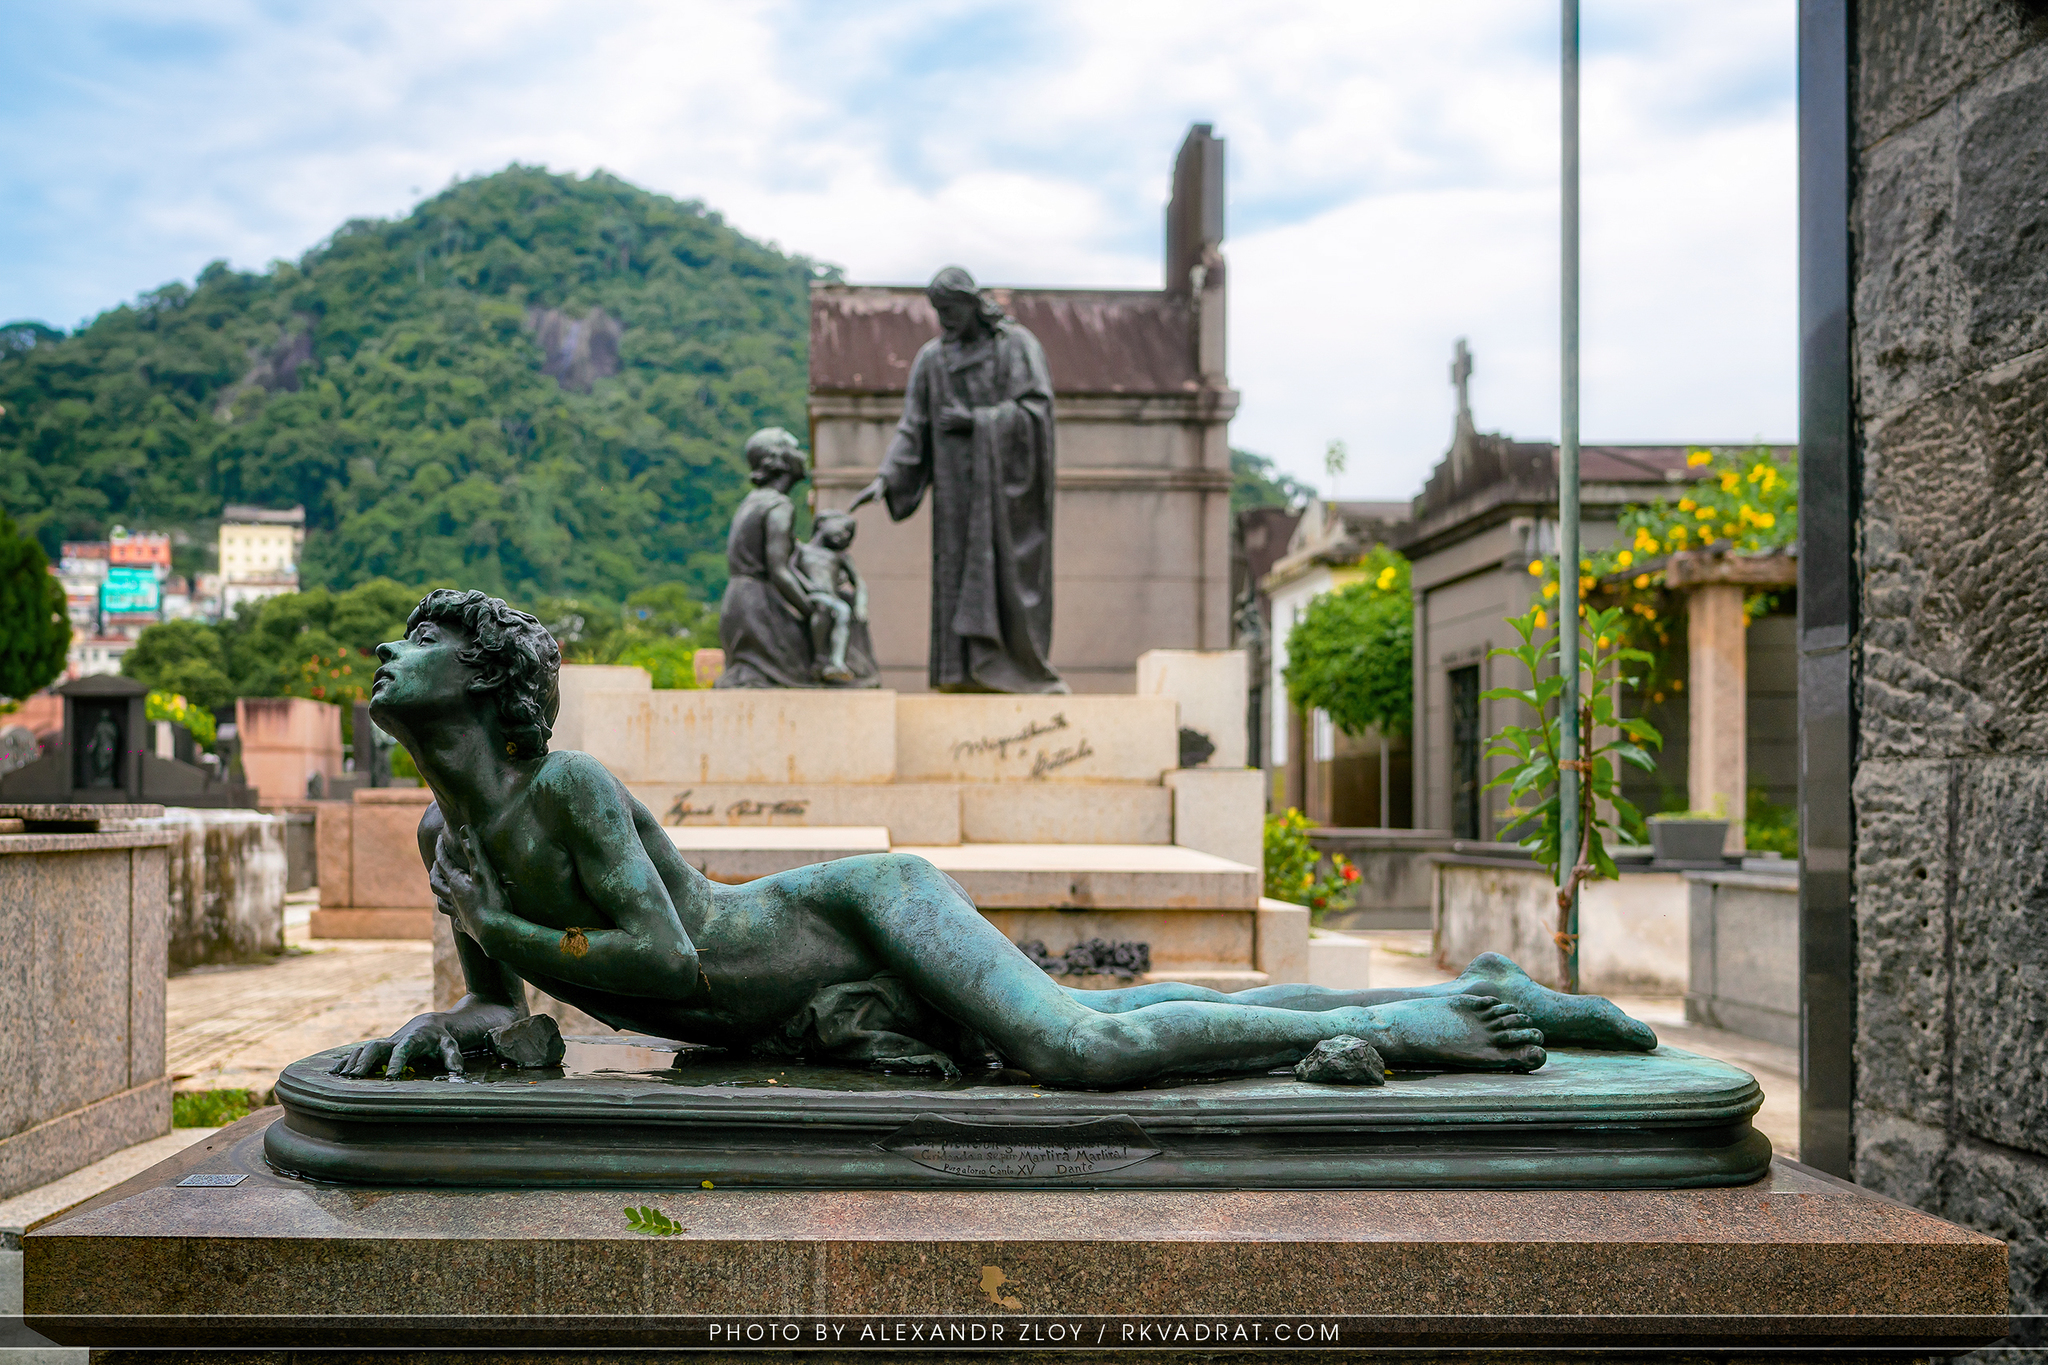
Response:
[849,267,1066,694]
[336,590,1659,1087]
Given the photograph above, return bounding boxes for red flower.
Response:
[1341,864,1360,882]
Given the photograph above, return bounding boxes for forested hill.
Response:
[0,167,828,601]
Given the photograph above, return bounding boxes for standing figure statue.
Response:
[716,428,876,689]
[849,267,1066,694]
[337,590,1659,1087]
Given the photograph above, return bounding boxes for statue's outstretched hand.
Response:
[333,1012,469,1078]
[847,477,885,512]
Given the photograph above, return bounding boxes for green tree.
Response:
[1283,547,1413,739]
[1231,448,1315,514]
[123,619,235,713]
[0,510,68,701]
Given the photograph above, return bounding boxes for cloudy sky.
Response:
[2,0,1796,499]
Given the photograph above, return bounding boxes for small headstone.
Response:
[1294,1034,1386,1086]
[488,1014,566,1069]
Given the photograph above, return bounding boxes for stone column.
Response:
[1686,583,1746,852]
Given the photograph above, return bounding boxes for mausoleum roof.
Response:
[810,284,1200,397]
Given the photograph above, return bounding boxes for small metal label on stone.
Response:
[880,1113,1158,1180]
[175,1173,247,1187]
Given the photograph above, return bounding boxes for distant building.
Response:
[67,635,136,679]
[55,528,173,638]
[107,528,171,569]
[807,125,1236,693]
[219,505,305,616]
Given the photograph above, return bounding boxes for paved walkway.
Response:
[167,938,432,1095]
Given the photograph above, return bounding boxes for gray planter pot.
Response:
[1650,818,1729,862]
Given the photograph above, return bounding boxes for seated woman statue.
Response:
[336,590,1659,1087]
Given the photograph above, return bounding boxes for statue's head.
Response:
[371,590,561,763]
[814,510,857,551]
[744,427,808,488]
[926,266,1007,341]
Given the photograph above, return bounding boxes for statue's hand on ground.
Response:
[333,1011,472,1079]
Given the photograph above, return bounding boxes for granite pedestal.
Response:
[23,1110,2007,1355]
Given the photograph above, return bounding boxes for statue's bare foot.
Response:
[1351,994,1546,1072]
[1452,952,1658,1051]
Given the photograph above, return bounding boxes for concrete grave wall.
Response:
[149,809,287,971]
[1846,0,2048,1318]
[1685,869,1798,1048]
[235,698,342,805]
[1431,857,1689,996]
[896,695,1177,784]
[0,830,173,1199]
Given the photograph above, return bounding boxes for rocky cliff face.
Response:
[526,306,622,393]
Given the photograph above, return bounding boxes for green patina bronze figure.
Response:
[336,589,1659,1088]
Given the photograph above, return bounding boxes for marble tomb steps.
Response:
[664,829,1271,991]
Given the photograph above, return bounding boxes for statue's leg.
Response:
[1065,964,1655,1051]
[827,600,852,672]
[810,854,1545,1086]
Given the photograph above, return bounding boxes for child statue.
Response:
[336,590,1658,1086]
[790,511,868,685]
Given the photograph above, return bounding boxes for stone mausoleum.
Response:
[808,125,1237,694]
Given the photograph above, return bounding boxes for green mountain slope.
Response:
[0,166,829,602]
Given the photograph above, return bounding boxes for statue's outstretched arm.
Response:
[332,803,528,1078]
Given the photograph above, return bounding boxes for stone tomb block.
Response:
[572,688,897,786]
[896,695,1177,784]
[0,829,173,1199]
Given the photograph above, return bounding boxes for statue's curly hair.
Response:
[405,589,561,759]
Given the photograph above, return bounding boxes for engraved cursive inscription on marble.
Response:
[665,791,716,824]
[879,1113,1157,1180]
[727,799,809,818]
[1029,739,1095,780]
[950,713,1068,763]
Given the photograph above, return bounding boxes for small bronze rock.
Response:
[487,1014,566,1070]
[1294,1035,1386,1086]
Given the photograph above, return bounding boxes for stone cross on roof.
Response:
[1450,338,1473,422]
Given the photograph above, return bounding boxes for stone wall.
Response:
[1849,0,2048,1316]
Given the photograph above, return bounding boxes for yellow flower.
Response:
[1722,523,1737,536]
[1652,691,1665,703]
[1580,559,1592,572]
[1616,549,1633,568]
[1669,524,1688,540]
[1533,609,1548,628]
[1634,574,1651,590]
[1687,449,1713,467]
[1643,607,1658,620]
[1756,512,1775,528]
[1748,463,1769,483]
[1696,507,1715,520]
[1719,470,1740,494]
[1544,580,1559,599]
[1597,635,1610,649]
[1527,560,1544,576]
[1678,498,1696,511]
[1376,565,1397,591]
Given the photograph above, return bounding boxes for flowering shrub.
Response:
[1263,808,1360,924]
[144,690,216,749]
[1283,546,1412,740]
[1524,445,1799,702]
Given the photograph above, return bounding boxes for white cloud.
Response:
[0,0,1795,501]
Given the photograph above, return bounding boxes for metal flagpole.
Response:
[1558,0,1583,993]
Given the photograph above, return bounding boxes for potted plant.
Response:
[1648,809,1730,862]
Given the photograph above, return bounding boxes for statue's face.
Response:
[933,292,981,340]
[819,522,855,551]
[370,617,477,735]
